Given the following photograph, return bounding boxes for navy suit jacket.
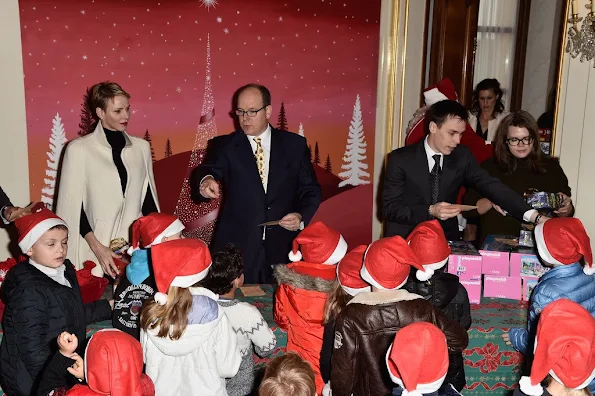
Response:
[191,127,321,269]
[382,140,532,240]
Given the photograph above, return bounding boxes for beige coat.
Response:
[56,122,159,276]
[468,111,509,142]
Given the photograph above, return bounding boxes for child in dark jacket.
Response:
[404,220,471,391]
[113,213,184,339]
[386,322,462,396]
[0,206,112,396]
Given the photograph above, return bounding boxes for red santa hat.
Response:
[534,218,593,275]
[337,245,370,296]
[360,236,424,290]
[127,213,185,255]
[288,221,347,265]
[423,78,458,106]
[150,239,212,305]
[519,299,595,395]
[406,220,451,281]
[385,322,449,396]
[14,204,68,252]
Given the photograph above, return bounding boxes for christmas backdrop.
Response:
[19,0,381,246]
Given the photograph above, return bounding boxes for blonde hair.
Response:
[89,81,131,121]
[259,353,316,396]
[140,286,193,340]
[323,281,352,324]
[543,374,593,396]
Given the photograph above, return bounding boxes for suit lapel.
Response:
[415,142,432,203]
[234,133,265,199]
[266,129,285,199]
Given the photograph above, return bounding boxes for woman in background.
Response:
[464,111,572,244]
[468,78,509,141]
[56,81,159,278]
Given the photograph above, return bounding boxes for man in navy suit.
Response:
[192,84,321,283]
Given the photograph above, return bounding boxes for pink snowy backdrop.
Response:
[19,0,380,246]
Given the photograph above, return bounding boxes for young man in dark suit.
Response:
[192,84,321,283]
[382,100,546,241]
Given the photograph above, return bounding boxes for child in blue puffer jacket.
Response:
[504,217,595,393]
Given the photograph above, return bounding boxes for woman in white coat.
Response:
[467,78,509,142]
[56,82,159,278]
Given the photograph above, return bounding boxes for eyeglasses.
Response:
[506,136,534,146]
[235,106,267,118]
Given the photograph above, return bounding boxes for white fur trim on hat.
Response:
[584,265,595,276]
[416,258,449,281]
[534,223,564,266]
[340,283,371,297]
[423,88,449,107]
[360,262,408,291]
[127,246,139,256]
[170,263,212,288]
[550,367,595,391]
[385,346,447,394]
[519,376,544,396]
[288,250,302,262]
[147,219,185,247]
[18,218,68,252]
[324,234,348,264]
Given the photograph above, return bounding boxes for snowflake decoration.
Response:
[176,87,182,93]
[80,9,86,15]
[223,28,229,34]
[199,0,219,10]
[216,17,222,23]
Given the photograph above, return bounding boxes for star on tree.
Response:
[199,0,219,10]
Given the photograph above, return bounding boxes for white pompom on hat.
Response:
[288,221,347,265]
[406,220,451,281]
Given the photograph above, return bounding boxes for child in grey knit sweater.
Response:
[200,244,277,396]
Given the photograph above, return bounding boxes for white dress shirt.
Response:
[30,258,71,288]
[423,136,537,222]
[247,125,272,193]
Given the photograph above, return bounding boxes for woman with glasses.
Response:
[463,111,572,244]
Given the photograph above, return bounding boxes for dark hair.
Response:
[200,244,244,295]
[237,83,271,107]
[471,78,505,116]
[493,110,545,174]
[49,224,69,232]
[425,100,468,132]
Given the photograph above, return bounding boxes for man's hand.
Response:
[429,203,461,221]
[3,206,24,222]
[554,192,573,217]
[67,353,85,380]
[279,213,302,231]
[492,203,508,216]
[476,198,493,215]
[58,332,78,357]
[199,177,220,199]
[501,332,512,347]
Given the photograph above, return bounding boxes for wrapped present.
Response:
[76,261,109,304]
[0,256,26,320]
[524,190,562,211]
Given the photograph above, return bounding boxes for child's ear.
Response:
[26,249,33,257]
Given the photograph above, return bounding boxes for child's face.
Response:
[27,228,68,268]
[162,232,183,243]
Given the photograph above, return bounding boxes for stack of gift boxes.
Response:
[447,235,549,303]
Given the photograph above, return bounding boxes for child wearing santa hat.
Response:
[319,245,369,393]
[113,212,184,339]
[404,220,471,391]
[139,238,241,396]
[38,329,155,396]
[386,322,461,396]
[514,299,595,396]
[0,205,113,396]
[273,221,348,394]
[506,217,595,391]
[330,235,468,396]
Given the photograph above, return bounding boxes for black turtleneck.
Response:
[79,127,158,237]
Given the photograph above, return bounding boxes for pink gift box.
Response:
[448,254,482,280]
[460,278,482,304]
[483,275,522,300]
[522,276,539,301]
[479,250,510,276]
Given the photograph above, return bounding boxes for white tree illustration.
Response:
[298,122,305,137]
[41,113,68,210]
[338,94,370,187]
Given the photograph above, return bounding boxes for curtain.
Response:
[473,0,520,111]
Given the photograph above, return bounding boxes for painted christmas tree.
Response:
[308,144,313,162]
[325,154,332,173]
[298,122,304,137]
[144,129,156,161]
[174,34,220,243]
[164,138,173,158]
[339,94,370,187]
[78,87,95,136]
[277,101,288,131]
[314,142,321,165]
[41,113,68,210]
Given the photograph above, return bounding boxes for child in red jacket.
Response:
[273,221,348,394]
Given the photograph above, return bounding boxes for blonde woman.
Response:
[56,81,159,278]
